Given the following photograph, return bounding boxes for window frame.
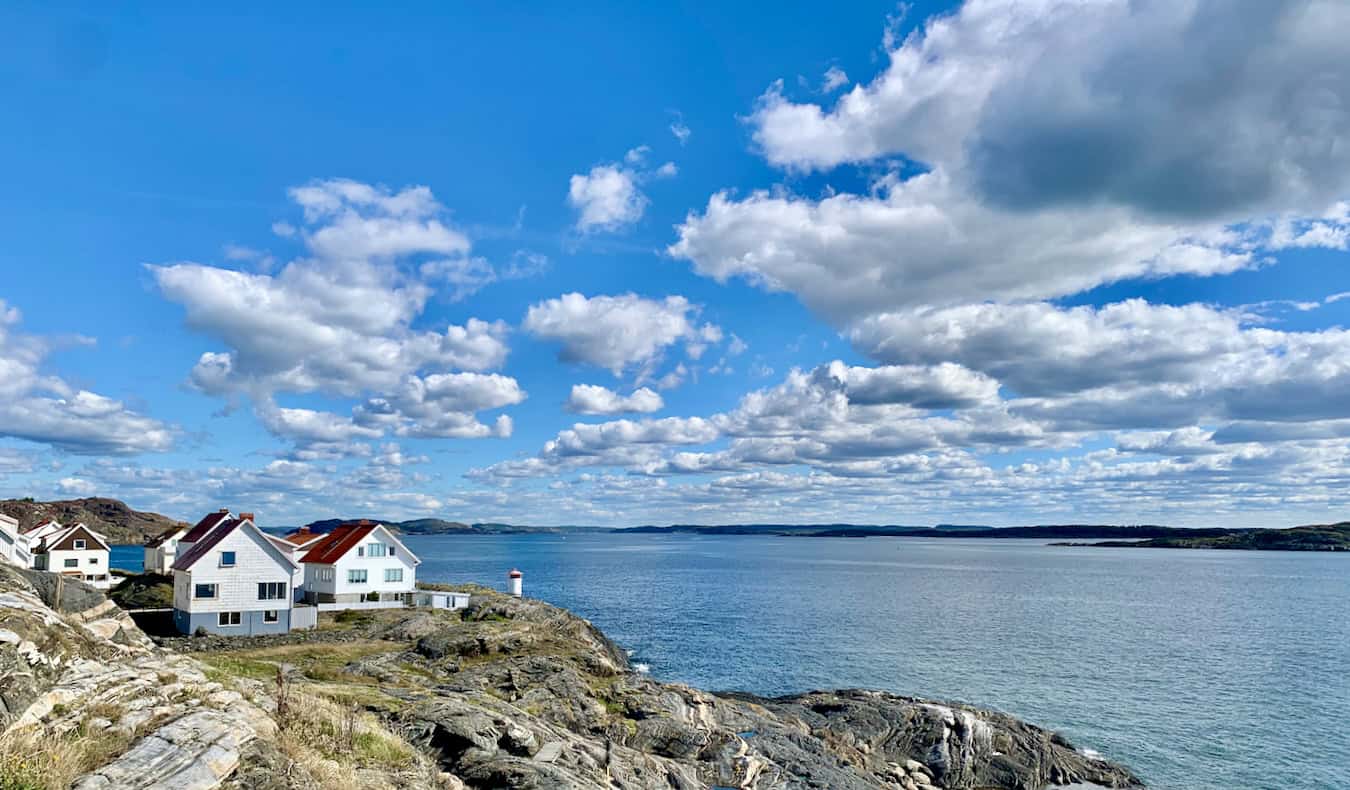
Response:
[63,558,78,568]
[257,581,286,601]
[347,568,368,584]
[384,567,403,583]
[263,609,279,624]
[367,542,387,558]
[194,583,218,599]
[217,611,241,627]
[219,551,236,568]
[73,539,86,550]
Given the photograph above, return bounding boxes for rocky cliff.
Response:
[0,567,1142,789]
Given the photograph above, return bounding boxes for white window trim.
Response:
[195,583,218,599]
[263,610,279,623]
[347,569,368,584]
[217,611,241,627]
[73,539,86,550]
[219,551,236,568]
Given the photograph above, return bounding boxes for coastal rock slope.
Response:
[0,567,1141,789]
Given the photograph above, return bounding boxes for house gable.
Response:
[47,524,111,553]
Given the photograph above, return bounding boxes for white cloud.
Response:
[151,179,524,453]
[567,164,647,232]
[669,118,691,145]
[655,162,678,178]
[565,385,664,415]
[0,300,174,455]
[673,1,1350,323]
[820,65,848,93]
[672,171,1253,321]
[523,293,719,377]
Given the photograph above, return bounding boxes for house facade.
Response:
[171,515,301,636]
[0,513,19,565]
[269,528,323,603]
[30,523,112,589]
[300,521,419,608]
[143,524,191,574]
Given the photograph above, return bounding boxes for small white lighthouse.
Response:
[507,568,523,597]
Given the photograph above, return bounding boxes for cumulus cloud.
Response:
[567,164,648,232]
[567,148,680,233]
[565,385,664,415]
[150,179,526,453]
[0,300,174,455]
[672,1,1350,321]
[752,1,1350,220]
[523,293,720,377]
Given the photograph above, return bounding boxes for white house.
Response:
[0,513,19,565]
[175,508,235,557]
[30,523,112,590]
[300,521,419,608]
[171,515,304,636]
[15,519,63,568]
[143,524,192,575]
[269,528,324,603]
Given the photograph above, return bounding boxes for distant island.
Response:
[4,497,1347,551]
[1053,522,1350,551]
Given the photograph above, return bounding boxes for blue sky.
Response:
[2,1,1350,527]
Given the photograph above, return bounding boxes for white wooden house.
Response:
[0,513,19,565]
[30,523,112,589]
[300,521,419,609]
[170,515,303,636]
[175,508,234,557]
[270,528,324,603]
[143,524,192,574]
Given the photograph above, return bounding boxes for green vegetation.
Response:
[108,572,174,609]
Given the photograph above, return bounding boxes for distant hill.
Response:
[621,523,928,535]
[0,497,185,545]
[1061,522,1350,551]
[616,523,1244,541]
[299,518,607,535]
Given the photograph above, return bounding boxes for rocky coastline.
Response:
[0,564,1142,789]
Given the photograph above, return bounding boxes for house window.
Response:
[88,557,99,565]
[318,568,334,581]
[195,583,217,599]
[220,551,236,567]
[217,612,241,627]
[74,539,86,550]
[384,568,403,583]
[64,558,78,568]
[357,546,364,557]
[347,569,368,584]
[367,543,387,557]
[263,610,279,624]
[258,582,286,600]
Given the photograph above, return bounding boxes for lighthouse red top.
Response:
[508,569,523,578]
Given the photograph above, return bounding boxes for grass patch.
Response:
[0,725,132,790]
[277,690,417,780]
[198,640,401,685]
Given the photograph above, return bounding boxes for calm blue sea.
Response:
[114,535,1350,789]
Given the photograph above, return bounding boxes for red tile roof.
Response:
[282,528,322,545]
[172,517,243,571]
[181,510,232,543]
[300,522,377,565]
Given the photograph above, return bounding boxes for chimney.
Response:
[240,512,255,522]
[218,508,229,513]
